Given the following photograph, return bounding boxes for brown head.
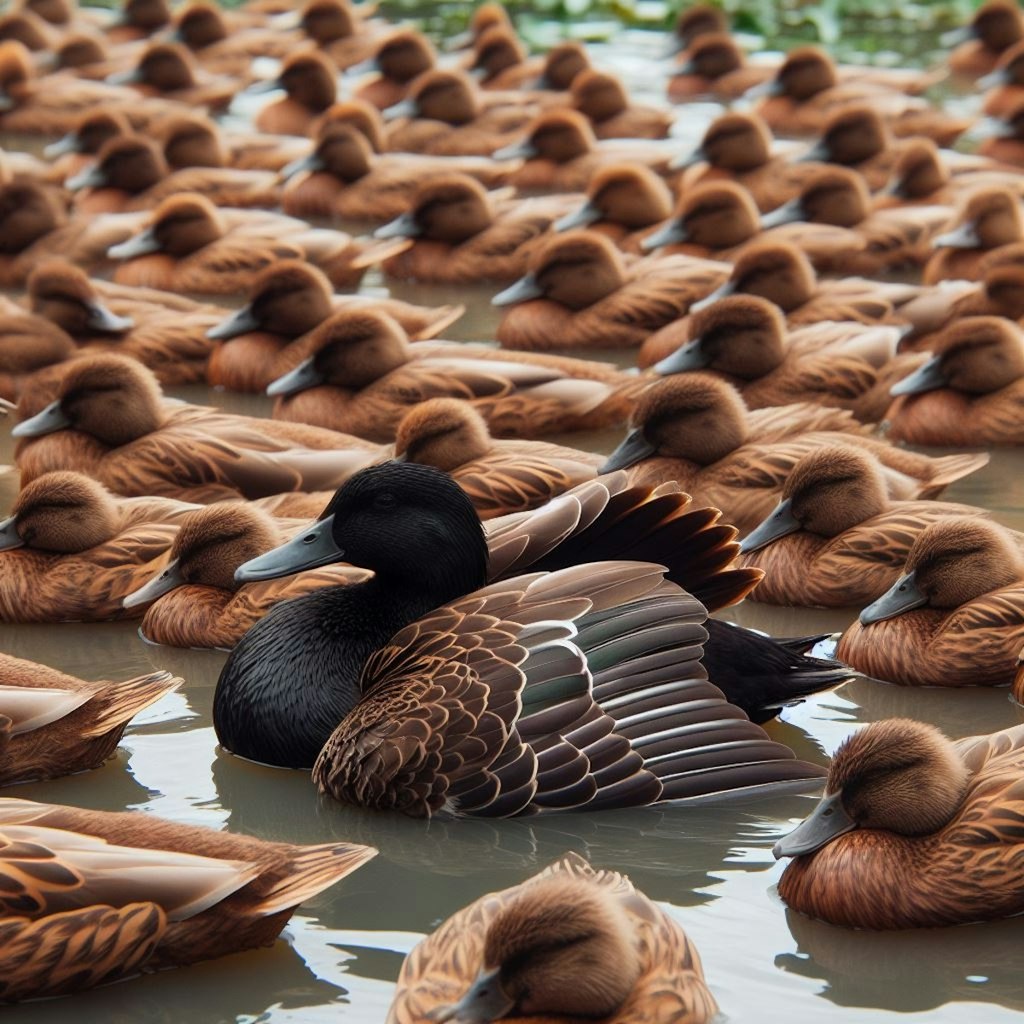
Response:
[990,37,1024,84]
[242,260,335,337]
[118,0,171,32]
[401,174,494,242]
[674,4,728,47]
[719,241,817,310]
[393,398,492,471]
[28,259,133,335]
[541,41,589,90]
[300,0,355,44]
[787,167,870,227]
[578,162,673,229]
[14,354,164,446]
[571,69,629,122]
[467,2,511,42]
[511,109,596,163]
[774,719,970,858]
[691,111,773,172]
[158,113,226,169]
[970,0,1024,52]
[0,180,65,253]
[308,122,373,181]
[317,98,386,152]
[939,187,1024,250]
[679,33,745,80]
[0,12,52,51]
[402,69,479,125]
[884,137,948,200]
[470,26,525,83]
[912,316,1024,394]
[983,252,1024,318]
[770,46,837,100]
[0,40,34,100]
[277,50,337,112]
[131,193,227,257]
[66,109,131,155]
[129,42,197,91]
[1,471,121,553]
[22,0,73,26]
[55,33,108,69]
[812,106,891,166]
[507,231,627,310]
[674,180,761,247]
[174,1,227,49]
[373,28,435,83]
[72,135,168,193]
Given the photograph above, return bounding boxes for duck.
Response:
[107,192,405,293]
[759,166,952,272]
[494,108,676,192]
[464,25,529,89]
[280,122,519,221]
[448,1,511,50]
[946,0,1024,77]
[570,69,672,140]
[382,68,538,156]
[266,306,642,440]
[171,0,295,75]
[640,179,867,273]
[204,260,463,392]
[293,0,388,70]
[0,309,77,402]
[374,173,576,282]
[738,444,1005,607]
[251,49,338,136]
[387,853,718,1024]
[923,186,1024,283]
[978,38,1024,115]
[774,719,1024,928]
[838,518,1024,686]
[106,0,171,42]
[12,354,381,502]
[795,106,901,191]
[976,97,1024,166]
[43,108,131,181]
[0,653,179,784]
[481,37,589,93]
[215,460,831,794]
[668,3,729,52]
[649,294,921,422]
[125,502,372,649]
[884,316,1024,446]
[350,28,436,110]
[0,8,62,52]
[492,230,730,352]
[551,162,674,251]
[0,796,375,1002]
[669,32,775,101]
[597,374,988,533]
[106,40,238,110]
[51,31,119,77]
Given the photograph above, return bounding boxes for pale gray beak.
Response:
[108,226,162,259]
[374,210,421,239]
[266,356,325,397]
[890,355,947,396]
[343,56,379,77]
[773,790,856,858]
[44,132,81,158]
[598,426,656,472]
[690,279,735,313]
[122,557,184,608]
[552,200,602,232]
[939,25,974,47]
[491,272,542,306]
[492,137,537,160]
[0,515,24,551]
[740,498,800,554]
[207,304,260,340]
[86,301,134,333]
[106,67,144,85]
[280,151,324,180]
[245,76,284,94]
[931,221,981,249]
[653,334,708,374]
[235,514,342,582]
[797,139,831,164]
[977,68,1009,90]
[429,967,515,1024]
[859,570,927,625]
[382,97,418,121]
[744,78,784,100]
[468,65,489,82]
[640,217,687,250]
[65,163,107,191]
[761,199,805,229]
[12,399,72,438]
[969,116,1010,141]
[669,146,705,171]
[0,90,14,113]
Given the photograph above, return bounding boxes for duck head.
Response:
[45,109,130,160]
[860,517,1024,624]
[159,113,227,169]
[691,241,816,313]
[750,46,837,101]
[774,719,970,857]
[882,138,948,199]
[492,109,596,163]
[234,461,488,601]
[384,69,479,124]
[0,470,121,552]
[801,106,890,166]
[932,187,1023,250]
[431,878,642,1023]
[0,180,65,253]
[740,444,889,552]
[944,0,1024,52]
[116,0,171,33]
[316,98,386,152]
[109,193,226,260]
[655,294,785,376]
[762,167,870,229]
[266,308,410,395]
[110,41,198,90]
[673,4,729,51]
[983,251,1024,318]
[268,50,337,112]
[300,0,356,44]
[0,12,52,52]
[0,40,33,109]
[173,1,227,49]
[642,180,759,250]
[66,135,168,194]
[555,162,672,232]
[469,26,525,84]
[124,503,285,606]
[355,29,436,84]
[673,111,773,172]
[571,69,629,123]
[375,173,495,242]
[284,122,372,182]
[600,373,749,470]
[492,231,627,309]
[393,398,491,471]
[675,33,745,80]
[892,316,1024,396]
[979,37,1024,87]
[208,260,334,340]
[13,353,164,445]
[24,0,73,26]
[55,33,109,70]
[28,259,134,334]
[539,41,589,90]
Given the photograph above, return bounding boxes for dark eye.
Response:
[374,492,396,510]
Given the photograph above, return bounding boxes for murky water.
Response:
[4,12,1024,1024]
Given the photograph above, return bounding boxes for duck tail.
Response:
[80,671,182,738]
[255,842,378,917]
[919,451,990,497]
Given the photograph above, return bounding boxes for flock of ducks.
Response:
[0,0,1023,1016]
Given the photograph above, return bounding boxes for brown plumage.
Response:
[838,518,1024,685]
[570,69,672,140]
[388,854,717,1024]
[739,444,1005,607]
[0,654,180,784]
[352,28,437,110]
[948,0,1024,76]
[112,40,237,110]
[254,49,337,135]
[669,33,775,101]
[0,797,375,1001]
[776,719,1024,928]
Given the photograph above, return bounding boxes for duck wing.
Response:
[746,401,870,439]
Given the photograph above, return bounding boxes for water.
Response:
[4,12,1024,1024]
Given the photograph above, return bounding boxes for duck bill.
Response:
[0,515,24,551]
[468,65,489,82]
[931,221,981,249]
[598,426,656,472]
[739,498,800,554]
[977,68,1009,90]
[761,199,804,229]
[122,557,184,608]
[492,136,537,161]
[744,78,783,100]
[772,791,857,859]
[44,132,81,158]
[491,272,542,307]
[552,200,603,232]
[653,335,708,374]
[106,67,144,85]
[207,304,260,340]
[690,279,735,314]
[343,56,379,77]
[0,89,13,113]
[890,355,947,396]
[245,76,284,95]
[86,301,134,333]
[382,97,418,121]
[940,25,974,47]
[234,515,342,582]
[265,356,325,397]
[640,218,688,251]
[11,399,72,438]
[280,151,325,180]
[430,968,514,1024]
[859,570,927,625]
[65,163,107,191]
[673,56,699,76]
[373,210,421,239]
[108,226,162,259]
[669,146,705,171]
[968,115,1010,141]
[796,139,831,164]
